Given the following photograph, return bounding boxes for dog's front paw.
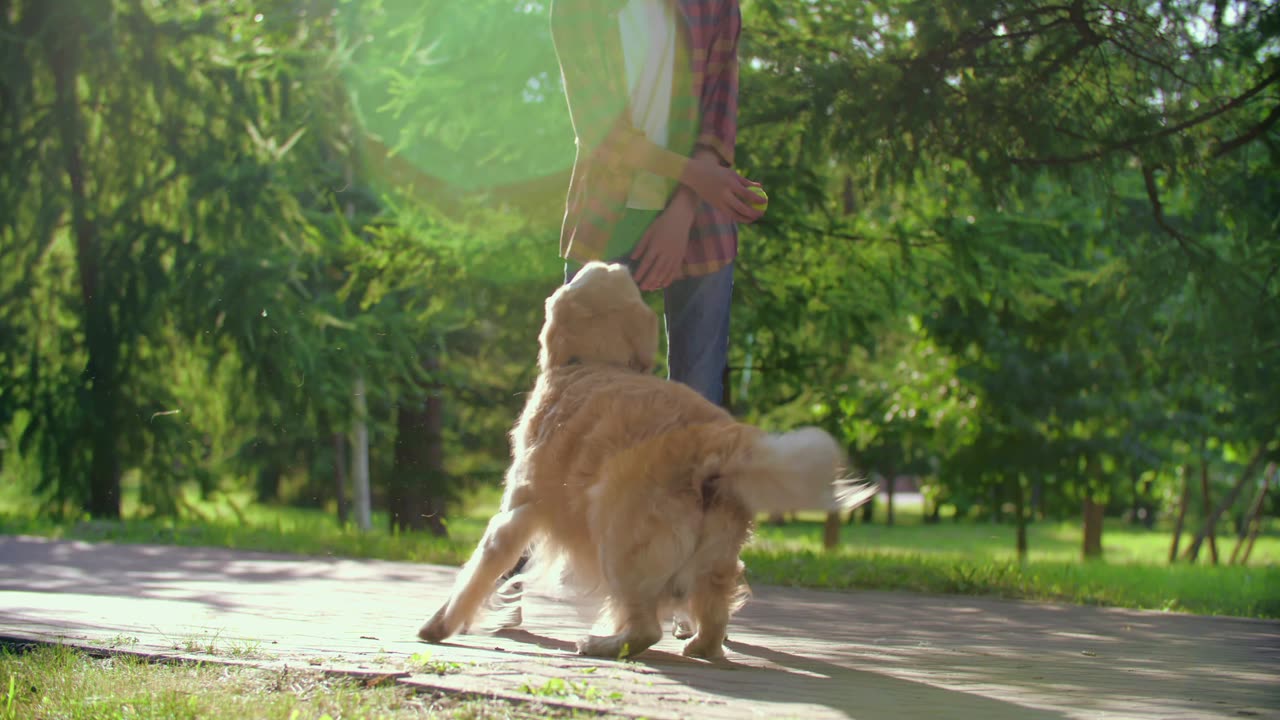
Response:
[578,627,661,659]
[577,634,632,659]
[417,606,452,643]
[681,634,726,661]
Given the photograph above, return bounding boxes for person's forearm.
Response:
[667,183,699,214]
[667,148,721,210]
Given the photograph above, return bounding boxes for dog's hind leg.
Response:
[418,504,536,643]
[578,528,682,658]
[680,561,741,661]
[577,600,663,659]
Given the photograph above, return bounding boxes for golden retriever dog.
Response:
[418,262,870,660]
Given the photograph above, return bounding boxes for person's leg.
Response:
[662,261,733,639]
[663,262,734,406]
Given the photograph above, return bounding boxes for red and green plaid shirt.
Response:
[550,0,742,277]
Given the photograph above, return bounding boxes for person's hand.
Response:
[681,154,764,224]
[631,198,696,291]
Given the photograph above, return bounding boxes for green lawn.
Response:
[743,538,1280,619]
[752,507,1280,566]
[743,502,1280,619]
[0,643,612,720]
[2,485,1277,619]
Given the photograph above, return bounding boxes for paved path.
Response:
[1,536,1276,719]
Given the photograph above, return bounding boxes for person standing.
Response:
[494,2,759,634]
[551,0,760,405]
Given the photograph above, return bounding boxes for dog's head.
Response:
[539,261,659,373]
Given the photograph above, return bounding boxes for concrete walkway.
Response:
[0,535,1276,719]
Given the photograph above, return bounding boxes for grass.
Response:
[743,502,1280,618]
[408,652,465,676]
[752,508,1280,565]
[0,643,619,720]
[2,484,1277,619]
[744,543,1280,617]
[0,497,482,567]
[518,678,623,705]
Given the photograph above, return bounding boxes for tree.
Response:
[732,0,1277,549]
[2,0,425,517]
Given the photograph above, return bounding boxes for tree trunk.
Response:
[1139,472,1156,529]
[822,511,840,550]
[387,357,448,536]
[1013,476,1028,561]
[885,467,896,527]
[1198,454,1219,564]
[351,375,372,531]
[343,140,372,531]
[1129,470,1142,525]
[1169,464,1191,563]
[1185,445,1266,562]
[332,432,349,525]
[255,464,282,503]
[1082,496,1105,559]
[47,2,120,518]
[1082,455,1106,559]
[1231,463,1274,565]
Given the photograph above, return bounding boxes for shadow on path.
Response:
[0,535,425,614]
[4,535,1278,720]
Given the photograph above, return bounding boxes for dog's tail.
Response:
[720,427,877,515]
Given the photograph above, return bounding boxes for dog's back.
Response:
[505,364,733,584]
[419,262,872,659]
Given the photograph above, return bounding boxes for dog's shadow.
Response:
[487,629,1065,719]
[492,628,709,666]
[490,628,577,655]
[669,638,1065,719]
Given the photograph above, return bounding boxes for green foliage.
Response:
[339,0,573,192]
[0,0,1275,558]
[732,0,1279,543]
[0,0,562,521]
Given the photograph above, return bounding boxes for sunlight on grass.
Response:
[744,501,1279,618]
[0,644,604,720]
[749,503,1280,567]
[741,546,1280,618]
[2,483,1276,619]
[0,485,487,567]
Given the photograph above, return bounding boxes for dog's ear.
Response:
[626,299,659,373]
[539,290,583,372]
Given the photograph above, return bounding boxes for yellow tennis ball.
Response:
[747,186,768,212]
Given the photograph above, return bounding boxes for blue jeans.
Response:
[661,263,733,406]
[564,212,734,407]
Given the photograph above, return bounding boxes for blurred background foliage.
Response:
[1,0,1276,569]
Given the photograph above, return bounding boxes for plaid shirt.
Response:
[550,0,742,277]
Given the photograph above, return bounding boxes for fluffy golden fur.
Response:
[418,262,870,660]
